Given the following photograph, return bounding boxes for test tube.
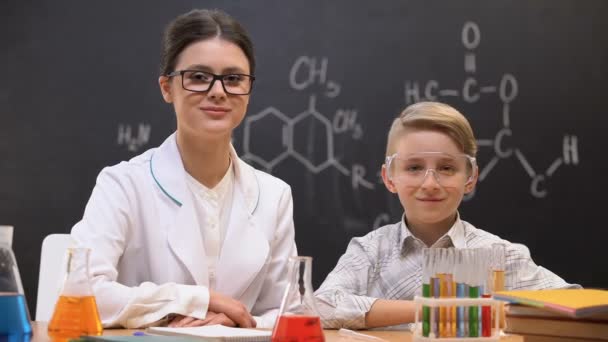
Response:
[444,249,456,338]
[429,248,440,338]
[432,276,440,337]
[467,249,480,337]
[491,243,507,332]
[454,250,466,338]
[481,265,492,335]
[422,248,432,337]
[491,243,506,292]
[436,248,448,338]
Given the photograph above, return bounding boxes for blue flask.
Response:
[0,225,32,341]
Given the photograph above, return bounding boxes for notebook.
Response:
[493,289,608,318]
[506,304,608,321]
[504,316,608,340]
[147,325,272,342]
[80,336,201,342]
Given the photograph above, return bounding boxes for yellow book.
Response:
[494,289,608,318]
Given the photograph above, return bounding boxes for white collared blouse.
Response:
[185,160,234,289]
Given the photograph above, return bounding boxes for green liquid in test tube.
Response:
[469,285,479,337]
[423,283,430,337]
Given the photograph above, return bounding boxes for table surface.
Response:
[29,321,524,342]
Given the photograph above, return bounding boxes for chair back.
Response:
[35,234,74,321]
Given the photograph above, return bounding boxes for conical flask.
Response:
[48,247,102,341]
[271,256,324,342]
[0,225,33,341]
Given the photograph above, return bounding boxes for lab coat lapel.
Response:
[168,199,208,286]
[215,151,269,299]
[149,133,208,286]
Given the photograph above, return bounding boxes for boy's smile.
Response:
[382,129,477,243]
[417,197,444,202]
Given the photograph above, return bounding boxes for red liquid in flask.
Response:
[271,315,325,342]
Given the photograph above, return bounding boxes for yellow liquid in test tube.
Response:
[491,270,506,329]
[451,280,456,337]
[491,270,505,292]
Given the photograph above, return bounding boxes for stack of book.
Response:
[494,289,608,341]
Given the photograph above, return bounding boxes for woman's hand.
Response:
[208,290,256,328]
[168,311,236,327]
[167,291,256,328]
[200,311,237,327]
[168,315,204,327]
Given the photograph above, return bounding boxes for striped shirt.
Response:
[314,216,580,329]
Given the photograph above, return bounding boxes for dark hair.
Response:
[160,9,255,76]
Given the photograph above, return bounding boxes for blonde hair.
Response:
[385,101,477,157]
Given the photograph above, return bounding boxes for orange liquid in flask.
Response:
[271,315,325,342]
[48,295,103,341]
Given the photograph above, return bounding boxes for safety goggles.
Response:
[385,152,476,187]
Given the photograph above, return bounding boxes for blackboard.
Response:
[1,0,607,313]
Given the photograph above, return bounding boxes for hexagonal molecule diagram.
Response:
[244,95,349,175]
[243,107,290,170]
[242,56,373,191]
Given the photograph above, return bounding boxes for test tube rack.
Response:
[413,296,501,342]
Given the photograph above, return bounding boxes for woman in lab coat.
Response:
[71,9,297,329]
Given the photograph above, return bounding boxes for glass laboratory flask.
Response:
[271,256,324,342]
[48,247,102,341]
[0,225,33,341]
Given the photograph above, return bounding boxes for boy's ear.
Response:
[464,165,479,194]
[158,76,174,103]
[381,165,398,193]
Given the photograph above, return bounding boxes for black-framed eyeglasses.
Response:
[166,70,255,95]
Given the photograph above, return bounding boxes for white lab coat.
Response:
[71,133,297,328]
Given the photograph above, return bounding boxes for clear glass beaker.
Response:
[48,247,103,341]
[0,225,32,341]
[271,256,324,342]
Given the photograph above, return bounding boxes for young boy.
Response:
[314,101,580,329]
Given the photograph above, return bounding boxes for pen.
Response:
[337,328,388,342]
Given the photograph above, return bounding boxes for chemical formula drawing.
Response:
[117,123,151,152]
[403,21,580,199]
[242,56,373,190]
